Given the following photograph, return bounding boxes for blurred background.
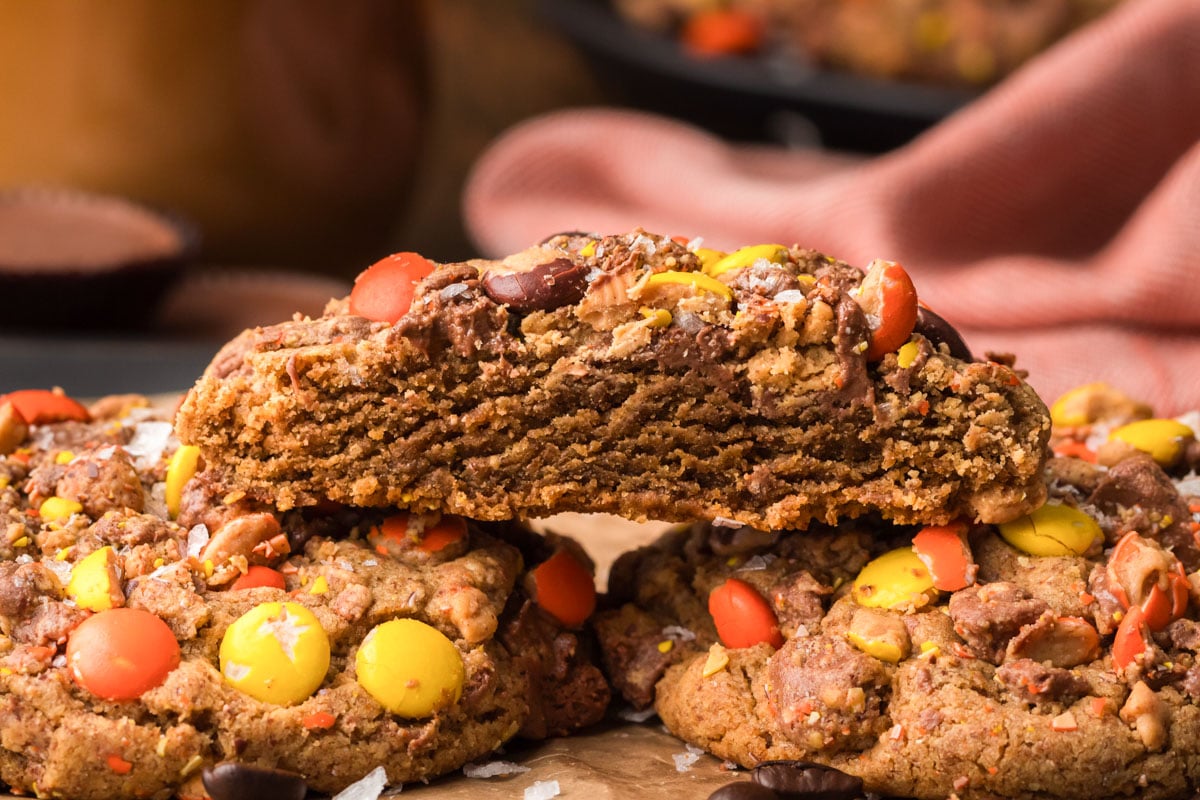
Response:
[0,0,1153,398]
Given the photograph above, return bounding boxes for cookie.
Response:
[614,0,1124,86]
[176,229,1049,532]
[0,389,608,799]
[598,383,1200,800]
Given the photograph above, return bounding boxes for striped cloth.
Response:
[464,0,1200,414]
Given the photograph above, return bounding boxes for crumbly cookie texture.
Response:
[0,397,607,800]
[176,229,1049,531]
[597,385,1200,800]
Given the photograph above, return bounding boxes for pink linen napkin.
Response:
[464,0,1200,414]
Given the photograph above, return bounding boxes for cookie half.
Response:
[176,229,1050,531]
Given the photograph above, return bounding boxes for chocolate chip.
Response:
[201,762,307,800]
[709,781,781,799]
[913,306,973,362]
[482,258,590,312]
[752,761,864,800]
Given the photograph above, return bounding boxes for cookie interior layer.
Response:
[597,416,1200,800]
[0,399,607,800]
[177,230,1049,530]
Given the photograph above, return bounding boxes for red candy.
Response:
[348,252,436,324]
[0,388,90,425]
[66,608,181,700]
[231,565,287,591]
[529,548,597,627]
[708,577,784,649]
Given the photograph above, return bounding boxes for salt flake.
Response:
[524,780,560,800]
[186,524,210,559]
[673,751,701,772]
[462,760,530,778]
[333,766,389,800]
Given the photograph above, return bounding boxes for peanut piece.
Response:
[0,402,28,456]
[1120,680,1169,751]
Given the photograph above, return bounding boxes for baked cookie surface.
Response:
[0,392,607,800]
[598,384,1200,800]
[177,229,1050,531]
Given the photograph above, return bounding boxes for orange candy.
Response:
[66,608,181,701]
[708,577,784,650]
[529,549,597,627]
[911,520,975,592]
[348,252,436,325]
[0,388,90,425]
[680,9,763,57]
[859,260,919,361]
[369,513,467,555]
[231,565,287,591]
[1112,605,1149,670]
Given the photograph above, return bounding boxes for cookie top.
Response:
[177,229,1050,530]
[597,383,1200,800]
[0,390,608,800]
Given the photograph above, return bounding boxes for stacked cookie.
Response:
[171,229,1085,798]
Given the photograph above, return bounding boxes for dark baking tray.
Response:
[538,0,978,152]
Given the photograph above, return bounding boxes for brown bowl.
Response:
[0,188,198,330]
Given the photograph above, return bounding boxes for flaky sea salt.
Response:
[462,760,530,778]
[616,705,658,723]
[737,554,777,572]
[661,625,696,642]
[672,753,700,777]
[711,516,743,528]
[332,766,389,800]
[773,289,807,304]
[186,524,209,559]
[524,780,560,800]
[125,421,174,470]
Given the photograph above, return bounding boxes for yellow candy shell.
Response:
[356,619,464,718]
[165,445,201,519]
[219,601,330,705]
[66,546,119,611]
[997,503,1102,557]
[1108,418,1194,466]
[851,548,937,611]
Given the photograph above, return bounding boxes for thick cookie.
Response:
[176,229,1049,531]
[598,385,1200,800]
[0,391,608,800]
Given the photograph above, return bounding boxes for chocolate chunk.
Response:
[753,761,864,799]
[914,306,973,361]
[709,781,781,799]
[201,762,307,800]
[482,258,589,312]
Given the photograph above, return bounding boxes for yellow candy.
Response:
[219,602,330,705]
[1108,419,1194,467]
[693,247,727,272]
[579,240,597,258]
[896,340,920,369]
[67,546,122,611]
[639,308,673,328]
[997,503,1102,557]
[644,270,733,300]
[39,496,82,523]
[165,445,202,519]
[704,244,787,277]
[846,630,905,663]
[356,619,464,718]
[851,548,937,611]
